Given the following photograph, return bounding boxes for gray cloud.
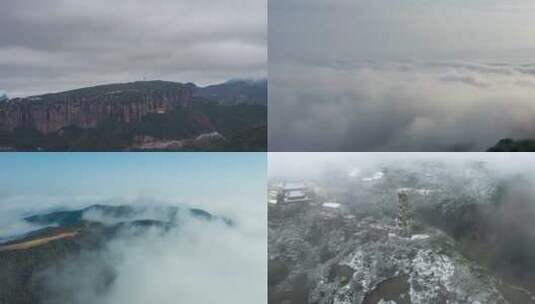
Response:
[269,0,535,151]
[269,62,535,151]
[0,0,266,96]
[269,152,535,180]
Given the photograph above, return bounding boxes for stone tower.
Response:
[398,191,411,237]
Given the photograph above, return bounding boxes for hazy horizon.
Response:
[0,153,266,224]
[269,0,535,151]
[2,77,268,99]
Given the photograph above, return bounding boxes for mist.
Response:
[39,210,266,304]
[0,197,266,304]
[269,152,535,181]
[269,152,535,290]
[269,62,535,151]
[0,153,266,303]
[269,0,535,151]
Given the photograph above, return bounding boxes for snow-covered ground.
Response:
[322,202,341,208]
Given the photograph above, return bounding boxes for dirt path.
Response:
[0,231,79,252]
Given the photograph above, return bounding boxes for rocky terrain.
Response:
[0,204,232,304]
[269,162,535,304]
[0,81,193,134]
[0,80,267,151]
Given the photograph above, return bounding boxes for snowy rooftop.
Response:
[322,202,341,208]
[397,187,434,195]
[287,190,306,198]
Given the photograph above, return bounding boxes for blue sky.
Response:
[0,153,267,216]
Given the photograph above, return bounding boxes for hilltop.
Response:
[0,80,267,151]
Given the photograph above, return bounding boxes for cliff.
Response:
[0,81,193,134]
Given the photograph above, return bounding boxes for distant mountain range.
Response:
[0,204,233,304]
[0,79,267,151]
[21,204,232,228]
[193,79,267,106]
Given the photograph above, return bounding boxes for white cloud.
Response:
[40,210,266,304]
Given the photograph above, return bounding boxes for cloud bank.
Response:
[269,62,535,151]
[0,153,266,303]
[0,199,266,303]
[269,0,535,151]
[269,152,535,181]
[0,0,266,97]
[40,211,266,304]
[42,211,267,304]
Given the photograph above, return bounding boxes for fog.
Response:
[269,0,535,151]
[40,209,266,304]
[269,152,535,180]
[0,153,266,240]
[0,198,266,304]
[269,62,535,151]
[0,153,266,303]
[270,152,535,287]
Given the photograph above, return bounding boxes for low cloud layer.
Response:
[269,0,535,151]
[269,152,535,181]
[0,154,266,303]
[40,212,266,304]
[0,0,266,97]
[269,62,535,151]
[0,199,266,303]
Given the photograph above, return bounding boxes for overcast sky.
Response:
[0,0,266,97]
[269,0,535,151]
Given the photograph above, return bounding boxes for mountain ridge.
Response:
[0,79,267,151]
[0,204,235,304]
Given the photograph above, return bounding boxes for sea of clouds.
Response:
[270,61,535,151]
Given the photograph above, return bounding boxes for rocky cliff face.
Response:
[0,81,193,134]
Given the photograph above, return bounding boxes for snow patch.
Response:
[195,131,223,141]
[362,171,384,182]
[397,187,434,195]
[410,249,455,303]
[411,234,430,240]
[323,202,341,208]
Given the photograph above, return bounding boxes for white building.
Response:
[278,181,312,204]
